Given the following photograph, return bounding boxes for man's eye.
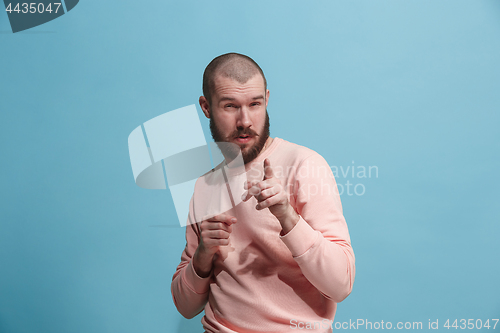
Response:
[250,103,260,107]
[225,104,236,108]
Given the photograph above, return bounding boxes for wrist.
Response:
[278,205,300,235]
[193,247,215,278]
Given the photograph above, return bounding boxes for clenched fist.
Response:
[193,213,237,278]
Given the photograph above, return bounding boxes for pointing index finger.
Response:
[263,158,274,180]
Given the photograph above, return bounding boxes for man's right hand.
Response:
[192,214,237,278]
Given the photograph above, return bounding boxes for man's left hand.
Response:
[242,158,299,233]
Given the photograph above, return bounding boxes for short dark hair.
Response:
[202,53,267,107]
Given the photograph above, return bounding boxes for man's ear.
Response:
[265,89,270,108]
[199,96,211,119]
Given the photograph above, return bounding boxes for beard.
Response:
[210,111,270,165]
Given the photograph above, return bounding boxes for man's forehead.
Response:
[213,73,265,91]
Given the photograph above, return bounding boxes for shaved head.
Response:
[203,53,267,107]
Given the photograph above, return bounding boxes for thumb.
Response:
[263,158,274,180]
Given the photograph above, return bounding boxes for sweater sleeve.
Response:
[171,198,211,319]
[280,153,355,303]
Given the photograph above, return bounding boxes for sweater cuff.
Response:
[182,261,211,294]
[280,216,319,257]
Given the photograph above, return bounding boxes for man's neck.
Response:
[262,136,274,153]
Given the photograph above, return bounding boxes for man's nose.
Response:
[236,108,252,128]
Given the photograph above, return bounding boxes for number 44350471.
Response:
[5,3,62,14]
[444,319,498,330]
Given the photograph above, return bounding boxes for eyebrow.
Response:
[219,95,265,102]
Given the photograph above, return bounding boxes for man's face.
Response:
[200,74,270,164]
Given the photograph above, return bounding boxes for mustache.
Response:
[231,128,259,138]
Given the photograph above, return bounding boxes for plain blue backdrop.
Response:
[1,1,499,332]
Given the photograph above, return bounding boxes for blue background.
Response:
[1,1,499,332]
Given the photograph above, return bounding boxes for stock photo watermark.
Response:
[331,161,378,197]
[246,160,379,198]
[290,318,499,330]
[129,106,380,226]
[3,0,79,33]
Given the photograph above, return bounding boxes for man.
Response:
[171,53,355,332]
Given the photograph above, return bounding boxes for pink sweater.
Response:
[171,138,355,332]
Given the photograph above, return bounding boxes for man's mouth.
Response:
[235,134,252,143]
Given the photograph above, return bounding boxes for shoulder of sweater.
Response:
[275,138,325,164]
